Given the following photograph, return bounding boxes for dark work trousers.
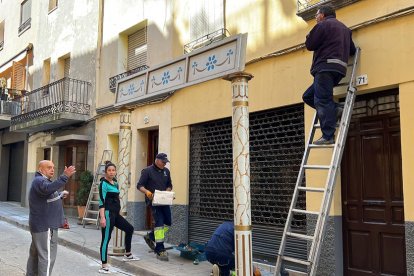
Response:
[26,228,58,276]
[148,205,172,254]
[205,249,235,276]
[302,71,343,140]
[100,210,134,264]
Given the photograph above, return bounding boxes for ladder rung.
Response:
[314,123,339,128]
[292,209,319,216]
[303,165,330,170]
[281,256,311,266]
[308,144,334,148]
[89,201,100,204]
[87,210,99,215]
[82,218,98,222]
[285,268,308,276]
[297,186,325,192]
[286,232,314,241]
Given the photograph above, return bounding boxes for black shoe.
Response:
[313,136,334,145]
[156,250,169,261]
[144,233,155,251]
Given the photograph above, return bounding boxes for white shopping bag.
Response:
[152,190,175,206]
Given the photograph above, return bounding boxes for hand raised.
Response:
[63,165,76,177]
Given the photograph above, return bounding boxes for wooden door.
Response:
[342,111,406,275]
[145,129,159,229]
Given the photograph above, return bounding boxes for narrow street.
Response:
[0,221,133,276]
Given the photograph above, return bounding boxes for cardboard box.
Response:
[152,190,175,206]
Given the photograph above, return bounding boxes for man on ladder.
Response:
[275,4,360,276]
[302,5,356,145]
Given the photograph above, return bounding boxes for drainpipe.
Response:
[95,0,104,116]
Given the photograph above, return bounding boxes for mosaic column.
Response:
[225,72,254,276]
[112,108,132,254]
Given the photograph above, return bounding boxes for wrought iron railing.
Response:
[18,18,31,34]
[297,0,328,13]
[108,65,148,92]
[297,0,361,19]
[0,88,26,116]
[11,77,91,126]
[184,28,230,54]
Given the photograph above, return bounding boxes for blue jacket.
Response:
[205,222,234,256]
[28,172,68,233]
[306,15,356,76]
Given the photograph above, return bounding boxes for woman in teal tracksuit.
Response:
[98,161,139,273]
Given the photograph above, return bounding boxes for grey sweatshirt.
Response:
[28,172,68,233]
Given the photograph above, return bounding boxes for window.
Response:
[127,27,147,70]
[19,0,32,34]
[189,0,224,41]
[48,0,58,12]
[0,21,4,51]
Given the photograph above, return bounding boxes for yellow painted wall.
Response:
[399,81,414,220]
[171,126,190,205]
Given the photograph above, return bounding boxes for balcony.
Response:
[109,65,148,92]
[0,88,25,129]
[297,0,361,21]
[10,78,91,133]
[18,18,31,36]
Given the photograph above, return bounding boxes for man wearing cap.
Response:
[137,153,173,261]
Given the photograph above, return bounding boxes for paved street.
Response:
[0,220,133,276]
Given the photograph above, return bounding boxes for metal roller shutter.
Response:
[127,27,147,70]
[189,104,306,262]
[189,0,224,41]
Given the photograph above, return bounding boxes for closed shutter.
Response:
[189,0,224,40]
[127,27,147,70]
[64,57,70,78]
[189,104,306,261]
[11,61,25,90]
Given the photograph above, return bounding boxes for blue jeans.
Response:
[149,205,171,253]
[302,71,343,140]
[205,249,235,276]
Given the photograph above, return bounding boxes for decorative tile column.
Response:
[112,108,132,254]
[224,72,254,276]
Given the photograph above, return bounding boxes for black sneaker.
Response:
[144,233,155,251]
[313,136,334,145]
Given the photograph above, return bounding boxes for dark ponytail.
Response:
[104,161,116,172]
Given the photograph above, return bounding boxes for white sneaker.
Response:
[212,264,220,276]
[99,267,111,274]
[122,254,141,262]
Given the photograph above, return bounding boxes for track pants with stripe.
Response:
[26,228,58,276]
[100,210,134,264]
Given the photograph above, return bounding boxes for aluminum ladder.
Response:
[275,47,360,276]
[82,150,113,228]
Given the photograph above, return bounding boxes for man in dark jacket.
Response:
[137,153,173,261]
[205,222,261,276]
[303,5,356,145]
[26,160,76,276]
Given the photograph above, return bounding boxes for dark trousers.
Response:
[302,71,343,140]
[148,205,172,254]
[205,249,235,276]
[100,210,134,264]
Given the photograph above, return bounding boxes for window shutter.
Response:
[64,57,70,78]
[12,61,25,90]
[127,27,147,71]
